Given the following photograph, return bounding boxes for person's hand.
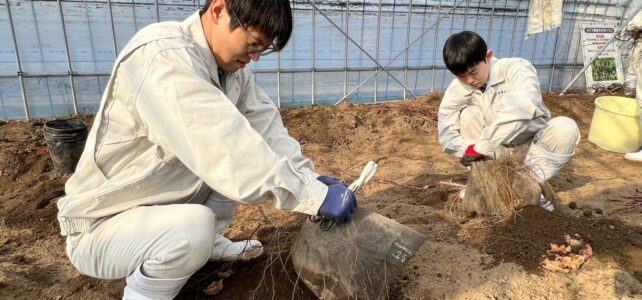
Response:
[317,175,346,187]
[318,184,357,223]
[460,144,485,167]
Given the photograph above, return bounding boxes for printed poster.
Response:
[580,23,625,92]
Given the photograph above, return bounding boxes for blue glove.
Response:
[317,175,346,187]
[318,184,357,223]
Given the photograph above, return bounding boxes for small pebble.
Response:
[609,225,615,230]
[582,210,593,217]
[595,208,603,214]
[568,202,578,210]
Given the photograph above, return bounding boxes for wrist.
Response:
[474,141,493,156]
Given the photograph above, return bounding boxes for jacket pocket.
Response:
[93,145,198,207]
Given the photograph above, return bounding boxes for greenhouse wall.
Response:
[0,0,640,120]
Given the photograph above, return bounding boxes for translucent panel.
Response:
[112,1,141,52]
[0,2,17,72]
[254,72,278,106]
[375,70,405,101]
[343,9,380,69]
[0,77,25,120]
[0,0,637,119]
[310,11,348,69]
[537,68,553,91]
[158,0,193,22]
[351,8,378,68]
[63,1,102,72]
[314,71,344,104]
[24,77,74,119]
[75,76,105,115]
[280,72,312,107]
[347,70,377,104]
[16,1,67,72]
[412,69,434,95]
[532,30,556,65]
[131,1,159,31]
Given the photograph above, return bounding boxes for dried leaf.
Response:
[217,269,234,279]
[581,244,593,257]
[558,254,588,271]
[203,279,224,296]
[548,243,571,254]
[564,234,582,247]
[540,259,570,273]
[541,234,593,273]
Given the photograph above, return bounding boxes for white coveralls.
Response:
[56,12,328,299]
[624,10,642,160]
[438,57,581,183]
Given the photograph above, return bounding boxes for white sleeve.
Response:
[438,83,476,157]
[235,72,319,178]
[134,47,326,215]
[475,59,546,154]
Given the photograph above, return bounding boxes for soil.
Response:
[1,91,641,299]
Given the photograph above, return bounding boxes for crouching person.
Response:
[437,31,580,210]
[56,0,356,299]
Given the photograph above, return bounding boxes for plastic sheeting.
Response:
[526,0,564,37]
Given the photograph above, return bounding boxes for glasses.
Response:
[229,9,278,56]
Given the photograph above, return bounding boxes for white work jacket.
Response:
[438,57,551,157]
[57,12,327,236]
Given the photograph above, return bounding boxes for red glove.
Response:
[460,144,485,166]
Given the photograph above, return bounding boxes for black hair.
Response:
[442,31,488,76]
[200,0,293,51]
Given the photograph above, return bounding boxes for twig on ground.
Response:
[328,166,464,191]
[375,178,464,190]
[608,197,642,215]
[377,179,465,190]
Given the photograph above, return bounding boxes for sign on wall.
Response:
[580,23,625,92]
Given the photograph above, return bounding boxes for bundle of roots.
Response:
[445,147,555,222]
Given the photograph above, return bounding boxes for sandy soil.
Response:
[0,91,641,299]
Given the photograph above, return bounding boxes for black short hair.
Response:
[442,31,488,76]
[200,0,293,51]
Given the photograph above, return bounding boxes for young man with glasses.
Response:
[57,0,356,298]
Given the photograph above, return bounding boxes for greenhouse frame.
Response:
[1,0,641,120]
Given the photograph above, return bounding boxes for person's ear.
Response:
[209,0,226,25]
[485,49,494,62]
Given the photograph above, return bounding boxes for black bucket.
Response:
[43,119,88,173]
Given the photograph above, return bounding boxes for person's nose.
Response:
[465,76,476,85]
[249,52,260,62]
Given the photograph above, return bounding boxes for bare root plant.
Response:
[444,146,555,226]
[249,218,309,300]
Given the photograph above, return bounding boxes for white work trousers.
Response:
[459,105,580,182]
[65,190,238,298]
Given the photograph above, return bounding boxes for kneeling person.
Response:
[56,0,356,299]
[437,31,580,210]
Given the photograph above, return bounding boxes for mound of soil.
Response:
[463,207,642,279]
[0,91,641,299]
